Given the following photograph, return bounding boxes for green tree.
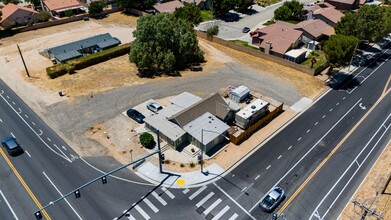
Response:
[139,132,155,149]
[116,0,156,10]
[37,11,51,22]
[322,34,359,68]
[89,1,105,14]
[335,5,391,43]
[274,0,303,21]
[206,24,219,36]
[130,13,204,74]
[25,0,40,7]
[0,11,2,22]
[0,0,19,4]
[212,0,235,18]
[174,3,202,26]
[234,0,254,12]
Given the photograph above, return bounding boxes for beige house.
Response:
[0,3,38,27]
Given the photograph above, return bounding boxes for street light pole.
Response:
[348,39,369,71]
[199,129,229,175]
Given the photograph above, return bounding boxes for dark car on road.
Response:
[126,109,145,123]
[259,186,285,213]
[1,137,23,156]
[242,27,251,33]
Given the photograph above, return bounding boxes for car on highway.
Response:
[259,186,285,213]
[126,109,145,123]
[146,102,163,113]
[1,137,23,156]
[242,27,251,33]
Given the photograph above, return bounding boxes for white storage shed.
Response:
[229,85,250,103]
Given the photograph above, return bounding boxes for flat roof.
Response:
[170,92,202,108]
[236,99,269,119]
[183,112,230,145]
[144,114,186,141]
[284,49,307,57]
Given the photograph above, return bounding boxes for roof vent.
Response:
[251,105,256,109]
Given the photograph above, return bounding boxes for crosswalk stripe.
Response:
[162,187,175,199]
[151,191,167,206]
[196,192,214,207]
[211,206,230,220]
[203,198,222,215]
[189,185,207,200]
[183,188,190,194]
[134,205,150,220]
[228,213,239,220]
[144,198,159,213]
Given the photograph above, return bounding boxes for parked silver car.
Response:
[259,186,285,213]
[146,102,163,113]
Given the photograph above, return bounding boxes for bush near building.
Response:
[139,132,155,149]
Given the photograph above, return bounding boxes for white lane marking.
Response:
[183,188,190,194]
[196,192,214,207]
[203,198,222,215]
[151,191,167,206]
[355,159,360,166]
[17,108,21,113]
[0,118,2,122]
[249,98,363,212]
[38,129,43,135]
[330,108,333,112]
[161,187,175,199]
[47,137,51,142]
[12,101,15,105]
[143,198,159,213]
[297,137,302,141]
[0,190,19,220]
[24,114,28,118]
[336,102,339,106]
[266,165,271,170]
[6,95,9,99]
[25,150,31,157]
[10,132,15,138]
[307,129,310,133]
[31,122,35,125]
[277,155,282,160]
[232,174,235,177]
[229,213,239,220]
[189,185,207,200]
[343,97,346,100]
[288,146,292,150]
[212,205,230,220]
[62,146,67,151]
[242,187,247,192]
[134,205,150,220]
[312,114,390,219]
[214,183,256,220]
[42,172,82,219]
[322,115,326,119]
[255,175,260,180]
[315,122,318,126]
[0,93,71,163]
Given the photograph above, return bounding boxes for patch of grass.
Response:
[201,10,213,21]
[256,0,281,7]
[229,40,259,50]
[302,50,328,69]
[286,20,301,24]
[263,20,276,26]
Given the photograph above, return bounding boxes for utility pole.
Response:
[17,44,30,78]
[352,195,384,220]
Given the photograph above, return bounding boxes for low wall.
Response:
[197,31,322,76]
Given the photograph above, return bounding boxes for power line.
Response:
[352,195,384,220]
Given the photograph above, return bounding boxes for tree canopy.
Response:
[130,13,204,75]
[0,0,19,4]
[88,1,105,14]
[174,3,202,26]
[212,0,254,18]
[274,0,303,21]
[335,5,391,42]
[322,34,359,68]
[116,0,156,10]
[25,0,40,7]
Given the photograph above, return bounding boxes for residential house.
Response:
[303,2,344,26]
[324,0,359,10]
[42,0,86,17]
[295,19,335,45]
[181,0,212,10]
[153,0,184,14]
[0,3,38,27]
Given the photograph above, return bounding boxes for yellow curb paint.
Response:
[278,89,390,216]
[177,179,185,185]
[0,148,51,220]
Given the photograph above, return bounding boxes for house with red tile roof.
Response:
[0,3,38,27]
[153,0,184,14]
[325,0,359,10]
[303,2,344,26]
[42,0,86,17]
[295,19,335,43]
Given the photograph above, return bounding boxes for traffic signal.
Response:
[271,213,277,220]
[102,176,107,184]
[75,190,81,198]
[34,211,43,219]
[160,154,165,164]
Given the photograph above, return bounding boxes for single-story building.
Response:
[183,112,230,153]
[235,99,269,129]
[303,2,344,27]
[181,0,212,10]
[295,19,335,44]
[324,0,359,10]
[153,0,184,14]
[0,3,38,27]
[283,49,308,63]
[229,85,250,103]
[42,0,86,17]
[44,33,121,63]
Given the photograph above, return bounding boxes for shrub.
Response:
[139,132,155,149]
[64,10,73,17]
[164,159,171,164]
[1,20,15,30]
[46,64,67,79]
[37,11,52,22]
[89,1,105,14]
[206,25,219,36]
[190,162,195,168]
[180,164,185,168]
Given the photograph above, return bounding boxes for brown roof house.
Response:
[303,2,344,26]
[325,0,359,10]
[0,3,38,27]
[153,0,184,14]
[250,21,303,58]
[181,0,212,10]
[295,19,335,44]
[42,0,86,17]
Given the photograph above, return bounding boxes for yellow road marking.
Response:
[177,179,185,185]
[383,75,391,95]
[278,89,390,215]
[0,148,51,219]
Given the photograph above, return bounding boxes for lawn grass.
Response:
[256,0,282,7]
[229,40,259,50]
[302,50,328,69]
[201,10,213,21]
[263,20,276,26]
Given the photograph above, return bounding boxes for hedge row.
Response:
[46,43,131,79]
